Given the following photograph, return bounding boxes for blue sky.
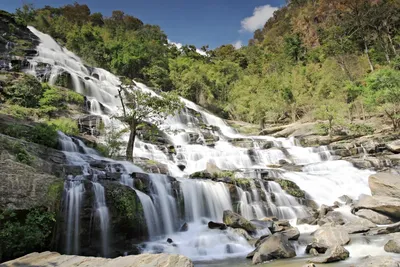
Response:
[1,0,285,49]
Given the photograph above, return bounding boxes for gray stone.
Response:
[223,210,256,233]
[369,173,400,198]
[318,211,346,226]
[231,228,253,241]
[208,221,227,230]
[308,245,350,263]
[309,248,319,256]
[387,140,400,153]
[355,209,395,225]
[306,226,350,253]
[353,255,400,267]
[1,251,194,267]
[384,239,400,253]
[272,220,291,232]
[343,217,376,234]
[355,194,400,219]
[251,233,296,264]
[281,227,300,240]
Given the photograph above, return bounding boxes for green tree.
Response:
[117,81,183,161]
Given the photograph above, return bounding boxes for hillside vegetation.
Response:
[12,0,400,134]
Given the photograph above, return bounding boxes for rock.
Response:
[387,140,400,153]
[369,173,400,198]
[166,238,173,244]
[355,194,400,220]
[0,159,62,210]
[231,228,253,241]
[319,204,333,218]
[385,239,400,253]
[254,234,272,248]
[318,211,346,226]
[297,216,317,225]
[78,115,103,136]
[251,233,296,265]
[309,248,319,256]
[281,227,300,240]
[309,245,349,263]
[179,223,189,232]
[343,217,376,234]
[355,209,395,225]
[251,219,273,230]
[302,264,316,267]
[208,221,227,230]
[386,222,400,233]
[272,220,291,232]
[133,158,169,174]
[339,195,353,205]
[306,226,350,253]
[1,251,194,267]
[353,255,400,267]
[223,210,256,233]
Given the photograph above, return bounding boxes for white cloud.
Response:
[240,5,278,32]
[233,40,243,49]
[168,40,207,56]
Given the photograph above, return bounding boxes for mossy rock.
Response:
[47,180,64,211]
[275,179,305,198]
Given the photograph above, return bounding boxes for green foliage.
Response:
[47,181,64,211]
[4,74,43,108]
[275,179,305,198]
[39,84,85,116]
[47,118,79,135]
[29,124,58,148]
[0,208,55,262]
[348,123,375,136]
[13,143,34,165]
[0,105,40,120]
[101,123,127,158]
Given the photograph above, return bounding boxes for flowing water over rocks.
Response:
[19,26,400,265]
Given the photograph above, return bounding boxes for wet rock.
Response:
[343,217,376,234]
[355,209,395,225]
[319,204,334,218]
[369,172,400,198]
[179,223,189,232]
[223,210,256,233]
[339,195,353,205]
[105,172,122,181]
[306,226,350,254]
[355,194,400,219]
[251,233,296,265]
[133,158,168,174]
[208,221,227,230]
[251,219,273,230]
[78,115,103,136]
[254,234,272,248]
[272,220,291,233]
[297,216,318,225]
[166,238,173,244]
[384,238,400,253]
[302,264,316,267]
[353,255,400,267]
[308,245,349,263]
[318,211,346,226]
[387,140,400,153]
[281,227,300,240]
[231,228,253,241]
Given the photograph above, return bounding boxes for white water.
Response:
[92,177,110,257]
[26,26,378,261]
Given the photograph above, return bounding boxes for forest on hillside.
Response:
[13,0,400,133]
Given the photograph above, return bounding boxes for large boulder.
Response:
[1,251,194,267]
[223,210,256,233]
[308,245,350,263]
[355,195,400,220]
[387,140,400,153]
[281,227,300,240]
[355,209,395,225]
[343,217,376,234]
[369,173,400,198]
[306,226,350,253]
[384,234,400,253]
[353,255,400,267]
[251,233,296,265]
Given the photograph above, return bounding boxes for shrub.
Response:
[315,123,329,136]
[349,123,375,136]
[4,74,43,108]
[39,84,66,111]
[47,117,79,135]
[30,124,58,148]
[0,208,56,262]
[13,143,34,165]
[0,105,40,120]
[65,90,85,105]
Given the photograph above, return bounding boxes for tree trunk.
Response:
[364,40,374,72]
[336,56,353,82]
[387,32,398,56]
[328,117,333,138]
[126,121,137,162]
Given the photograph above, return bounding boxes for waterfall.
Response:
[92,177,110,257]
[25,26,376,261]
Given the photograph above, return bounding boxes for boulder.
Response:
[387,140,400,153]
[251,233,296,265]
[355,194,400,219]
[318,211,346,226]
[272,220,291,232]
[384,239,400,253]
[78,115,103,136]
[369,173,400,198]
[353,255,400,267]
[309,248,319,256]
[306,226,350,253]
[343,217,376,234]
[231,228,253,241]
[355,209,395,225]
[1,252,194,267]
[339,195,353,205]
[308,245,350,263]
[281,227,300,240]
[223,210,256,233]
[208,221,227,230]
[179,223,189,232]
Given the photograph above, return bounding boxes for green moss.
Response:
[275,179,305,198]
[232,178,251,186]
[12,143,34,166]
[47,180,64,211]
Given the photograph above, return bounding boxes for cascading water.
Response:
[92,176,110,257]
[26,26,378,262]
